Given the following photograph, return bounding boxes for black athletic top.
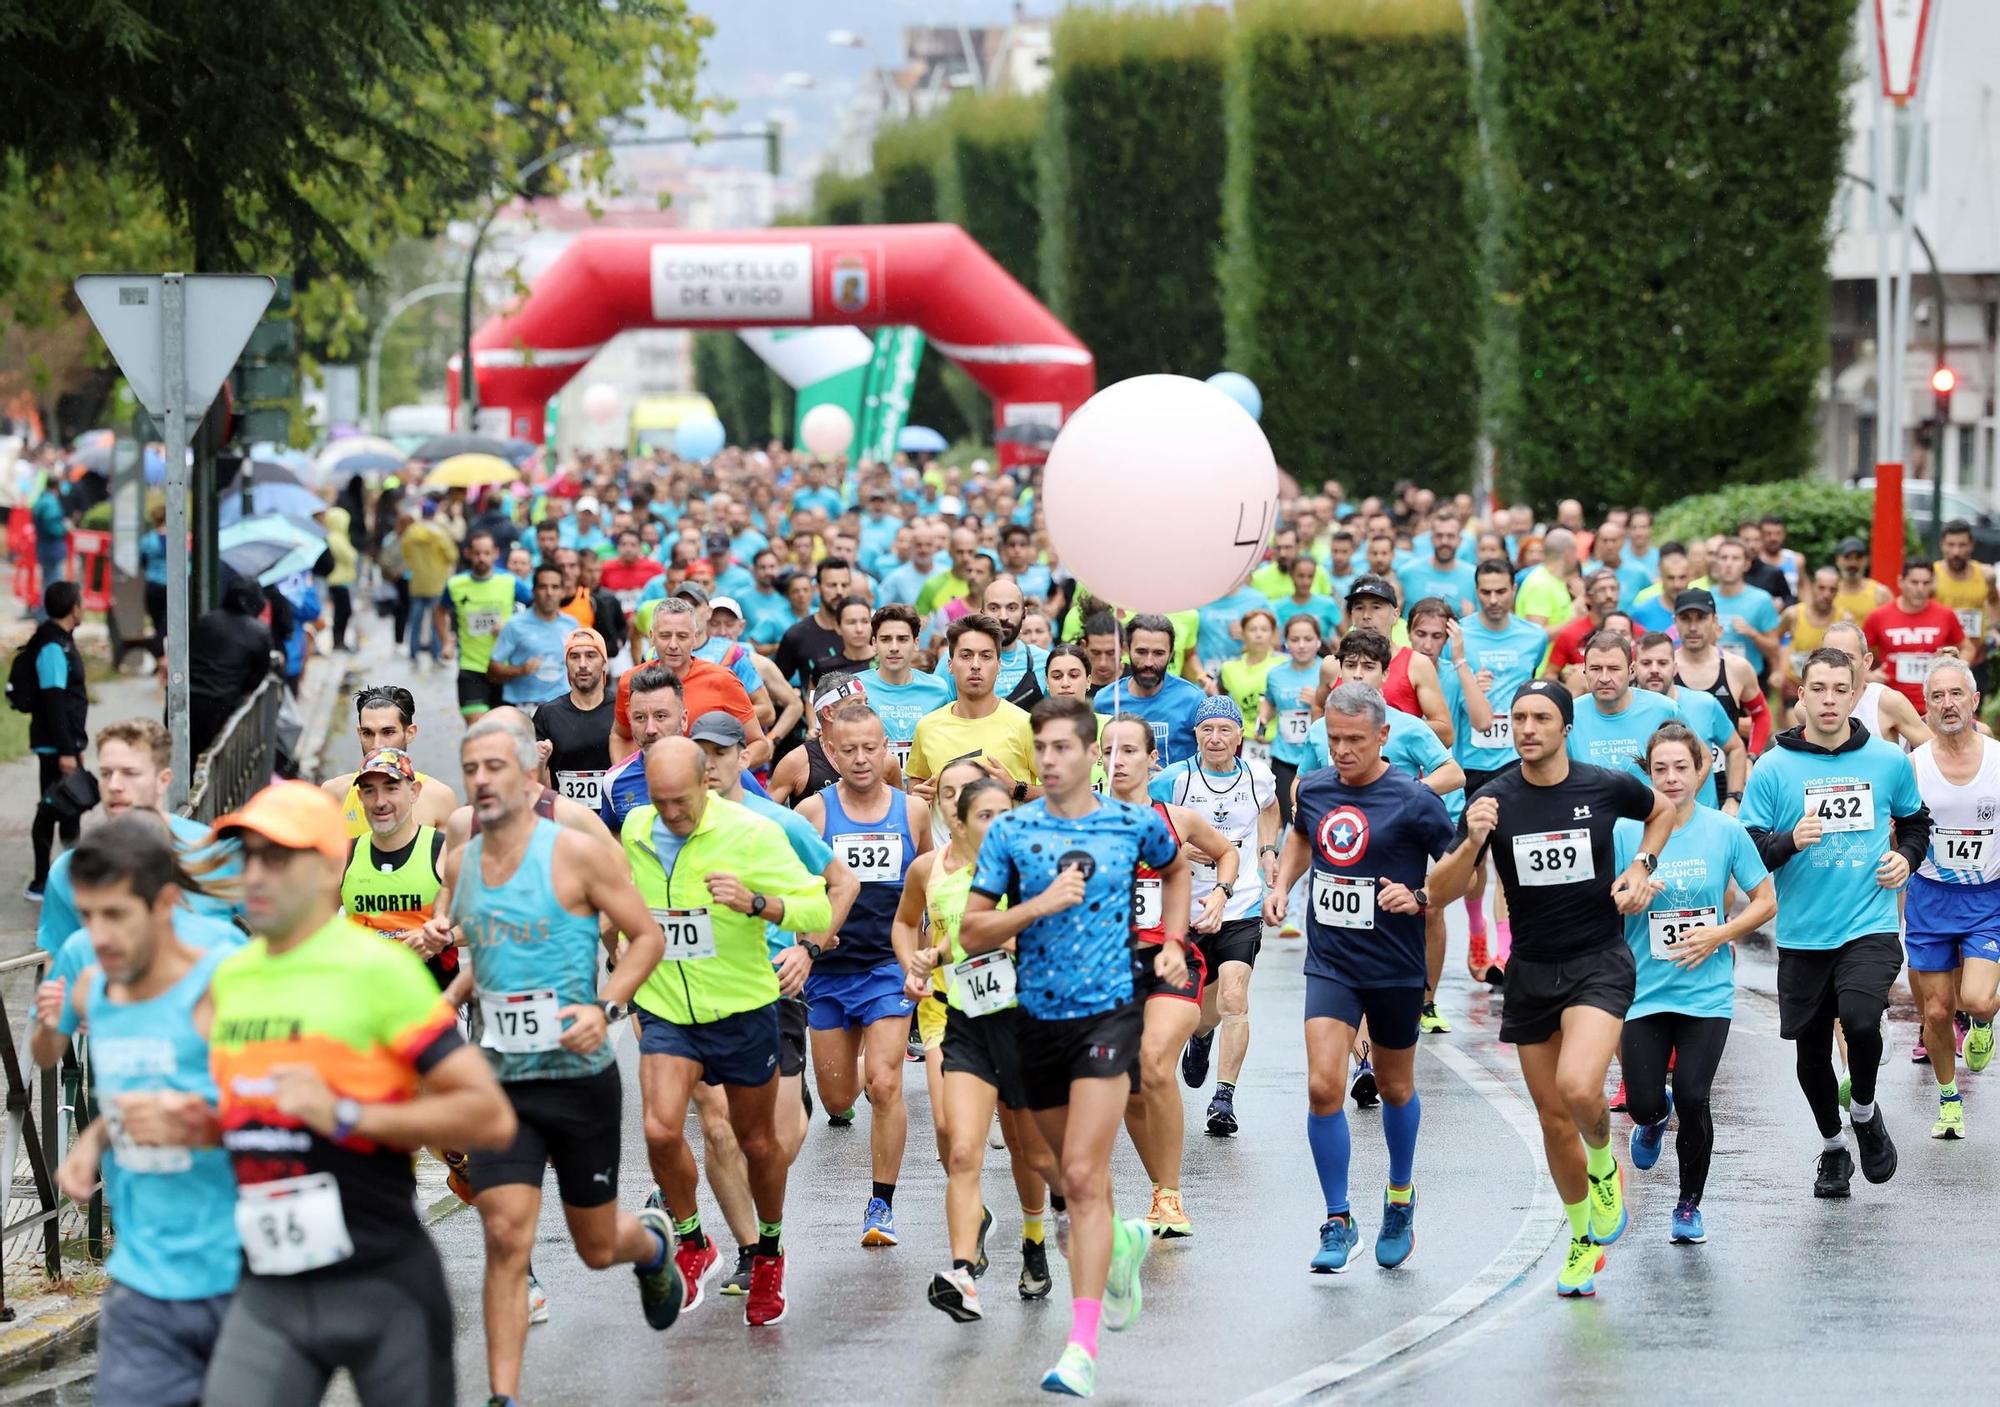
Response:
[1458,761,1655,960]
[534,693,616,778]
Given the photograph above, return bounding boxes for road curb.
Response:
[0,1296,99,1376]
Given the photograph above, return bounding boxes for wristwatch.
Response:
[600,1000,627,1024]
[799,939,823,961]
[1216,881,1236,900]
[1636,852,1659,874]
[1258,843,1280,858]
[1413,887,1431,912]
[1012,780,1029,802]
[331,1098,363,1142]
[750,893,768,917]
[1724,791,1743,803]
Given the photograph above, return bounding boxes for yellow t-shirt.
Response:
[905,699,1039,785]
[341,772,448,839]
[1832,579,1886,624]
[1933,561,1990,641]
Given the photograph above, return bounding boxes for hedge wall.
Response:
[1480,0,1854,512]
[870,119,971,444]
[692,331,784,448]
[810,171,874,228]
[1653,478,1919,574]
[1222,0,1478,494]
[936,93,1047,296]
[1040,7,1231,386]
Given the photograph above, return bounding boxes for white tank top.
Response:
[1854,682,1897,750]
[1158,758,1276,922]
[1912,735,2000,883]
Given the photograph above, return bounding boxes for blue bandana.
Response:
[1194,694,1243,727]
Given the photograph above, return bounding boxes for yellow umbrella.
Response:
[423,453,519,491]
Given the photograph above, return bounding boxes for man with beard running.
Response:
[534,629,617,814]
[937,575,1048,710]
[321,685,460,838]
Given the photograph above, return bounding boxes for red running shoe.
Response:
[1610,1079,1628,1114]
[675,1238,720,1313]
[746,1251,789,1326]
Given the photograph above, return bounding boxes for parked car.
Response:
[1852,477,2000,563]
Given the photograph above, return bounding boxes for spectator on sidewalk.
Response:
[30,472,69,605]
[140,498,169,659]
[23,580,88,901]
[401,501,456,666]
[379,504,412,648]
[188,573,275,759]
[320,505,358,652]
[274,571,321,695]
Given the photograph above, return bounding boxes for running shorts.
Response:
[1304,975,1424,1049]
[637,1003,781,1089]
[1195,915,1263,972]
[778,996,809,1078]
[466,1064,624,1207]
[1775,932,1903,1039]
[1497,943,1636,1045]
[1017,1001,1143,1111]
[98,1282,231,1407]
[940,1003,1031,1109]
[456,669,501,714]
[805,960,917,1032]
[1131,938,1207,1004]
[1903,874,2000,972]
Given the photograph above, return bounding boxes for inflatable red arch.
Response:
[454,223,1095,459]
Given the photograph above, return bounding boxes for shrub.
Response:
[1652,479,1919,574]
[870,119,969,444]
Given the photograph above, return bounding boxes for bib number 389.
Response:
[1513,829,1593,885]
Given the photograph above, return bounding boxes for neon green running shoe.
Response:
[1931,1096,1966,1140]
[1104,1216,1149,1332]
[1966,1021,1994,1074]
[1838,1075,1851,1111]
[1585,1160,1626,1245]
[1040,1343,1097,1397]
[1556,1234,1603,1297]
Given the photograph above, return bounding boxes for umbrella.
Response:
[224,460,309,494]
[219,514,327,586]
[412,433,514,462]
[218,480,327,525]
[499,438,543,466]
[424,453,519,492]
[318,435,403,473]
[325,451,402,479]
[898,425,949,454]
[71,429,115,475]
[995,422,1059,448]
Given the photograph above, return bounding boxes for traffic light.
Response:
[1932,363,1957,419]
[231,274,297,446]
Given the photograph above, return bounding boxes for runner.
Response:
[1831,536,1891,623]
[1267,682,1457,1271]
[1863,560,1965,713]
[1158,697,1278,1138]
[1260,612,1328,937]
[1103,716,1237,1237]
[1802,622,1932,750]
[623,737,834,1327]
[773,557,854,694]
[1340,576,1453,744]
[862,603,953,770]
[611,598,771,768]
[961,695,1190,1398]
[338,748,455,988]
[196,782,516,1406]
[1093,613,1208,769]
[1568,631,1682,781]
[1739,647,1930,1198]
[1779,567,1842,703]
[943,575,1049,710]
[704,597,803,741]
[599,664,688,831]
[1933,519,1997,667]
[1903,658,2000,1139]
[796,699,932,1243]
[1634,633,1747,811]
[907,613,1040,803]
[486,563,578,711]
[1406,599,1489,1030]
[1673,589,1768,753]
[320,685,460,837]
[767,675,877,807]
[441,530,518,719]
[1616,723,1775,1244]
[534,629,617,814]
[1426,680,1674,1297]
[444,714,680,1404]
[1708,540,1782,687]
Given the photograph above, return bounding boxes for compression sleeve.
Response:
[1744,688,1771,755]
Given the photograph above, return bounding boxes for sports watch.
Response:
[331,1098,363,1142]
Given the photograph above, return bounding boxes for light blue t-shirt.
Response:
[1263,660,1322,769]
[1616,807,1768,1020]
[1398,558,1478,618]
[39,814,242,954]
[1567,688,1682,782]
[490,609,576,705]
[1195,587,1274,667]
[1738,731,1923,951]
[1271,594,1341,642]
[1668,687,1737,810]
[1093,675,1206,770]
[1712,584,1779,672]
[735,588,796,642]
[695,638,764,697]
[1305,707,1453,793]
[1450,613,1551,773]
[1614,559,1656,609]
[876,561,929,608]
[862,668,954,754]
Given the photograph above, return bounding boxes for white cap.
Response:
[709,595,743,618]
[970,458,990,474]
[938,494,965,516]
[576,495,601,515]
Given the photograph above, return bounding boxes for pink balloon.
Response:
[800,403,854,458]
[581,384,620,425]
[1043,374,1279,615]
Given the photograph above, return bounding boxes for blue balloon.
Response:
[1206,371,1262,423]
[675,414,727,461]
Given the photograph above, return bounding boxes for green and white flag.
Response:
[857,327,925,465]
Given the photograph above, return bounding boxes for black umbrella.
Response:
[499,438,543,466]
[995,422,1059,447]
[412,433,515,462]
[222,459,309,496]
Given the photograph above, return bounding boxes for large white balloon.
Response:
[1043,374,1279,615]
[581,383,620,425]
[799,403,855,458]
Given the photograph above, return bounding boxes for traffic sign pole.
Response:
[161,274,192,809]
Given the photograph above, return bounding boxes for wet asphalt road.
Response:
[6,650,1993,1404]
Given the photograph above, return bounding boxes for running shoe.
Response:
[1182,1031,1214,1089]
[1609,1079,1628,1113]
[674,1237,720,1314]
[1628,1090,1674,1171]
[1466,934,1492,982]
[928,1266,983,1323]
[1955,1010,1970,1056]
[827,1106,856,1128]
[1852,1110,1898,1183]
[1055,1208,1071,1259]
[1967,1020,1995,1073]
[1375,1190,1415,1270]
[644,1187,664,1212]
[1418,1002,1450,1035]
[1911,1036,1928,1063]
[444,1149,474,1206]
[486,1397,519,1407]
[1147,1186,1192,1239]
[720,1246,754,1296]
[1930,1095,1965,1140]
[1019,1237,1053,1299]
[1813,1145,1854,1197]
[1103,1217,1149,1331]
[1310,1214,1359,1274]
[1205,1086,1238,1137]
[1670,1199,1706,1244]
[1837,1074,1852,1111]
[745,1251,788,1327]
[973,1205,994,1279]
[861,1197,899,1247]
[1556,1235,1604,1297]
[1040,1343,1097,1397]
[1349,1059,1379,1110]
[22,881,43,904]
[1279,920,1302,939]
[527,1271,549,1325]
[633,1208,686,1331]
[1585,1160,1626,1245]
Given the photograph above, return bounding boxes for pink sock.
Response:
[1465,898,1487,938]
[1494,919,1513,962]
[1070,1297,1103,1356]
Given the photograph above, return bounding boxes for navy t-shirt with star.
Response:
[1294,765,1455,989]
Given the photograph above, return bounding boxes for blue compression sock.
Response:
[1383,1092,1421,1188]
[1307,1110,1352,1216]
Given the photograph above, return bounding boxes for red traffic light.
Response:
[1931,365,1958,396]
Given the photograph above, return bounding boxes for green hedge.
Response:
[1653,479,1919,575]
[1041,7,1231,386]
[1480,0,1854,512]
[937,93,1047,296]
[811,171,874,227]
[1222,0,1478,493]
[692,331,784,448]
[870,119,970,445]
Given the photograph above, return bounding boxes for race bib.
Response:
[1894,652,1934,685]
[1788,651,1808,678]
[1956,609,1982,640]
[1647,906,1718,961]
[653,907,717,961]
[1133,876,1162,930]
[836,832,904,882]
[889,739,914,770]
[465,609,502,637]
[1513,829,1594,885]
[1243,738,1271,766]
[617,589,644,612]
[557,769,606,810]
[235,1173,353,1277]
[1311,872,1376,930]
[107,1106,191,1175]
[1720,641,1748,661]
[1472,715,1513,752]
[1932,827,1992,875]
[1805,782,1874,834]
[479,988,562,1053]
[951,951,1017,1017]
[1279,710,1311,745]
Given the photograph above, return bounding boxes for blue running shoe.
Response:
[1670,1199,1706,1244]
[1041,1343,1097,1397]
[861,1197,898,1247]
[1375,1190,1415,1269]
[1310,1214,1360,1274]
[1182,1032,1213,1090]
[1628,1090,1673,1171]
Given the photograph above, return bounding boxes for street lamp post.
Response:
[367,281,464,432]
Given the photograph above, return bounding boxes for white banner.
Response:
[650,243,813,322]
[738,326,874,388]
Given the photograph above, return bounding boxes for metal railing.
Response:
[181,675,283,825]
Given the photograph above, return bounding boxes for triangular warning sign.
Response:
[74,273,277,417]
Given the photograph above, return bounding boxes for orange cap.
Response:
[211,780,348,862]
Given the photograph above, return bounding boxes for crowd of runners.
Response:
[27,451,2000,1403]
